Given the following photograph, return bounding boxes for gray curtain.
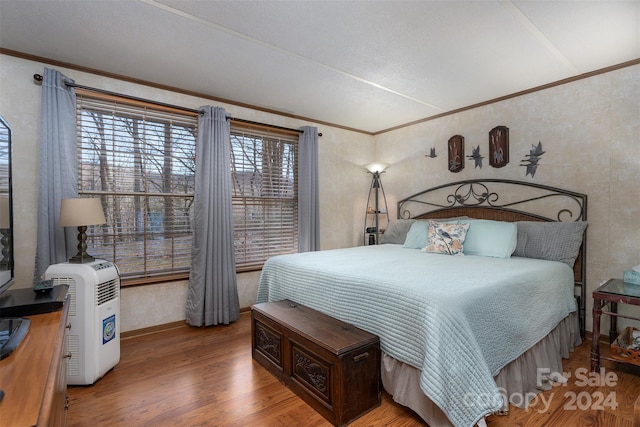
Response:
[34,68,78,282]
[298,126,320,252]
[186,106,239,326]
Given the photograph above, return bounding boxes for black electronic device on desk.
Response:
[0,284,69,317]
[33,279,54,294]
[0,285,68,360]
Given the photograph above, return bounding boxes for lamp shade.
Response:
[364,162,389,173]
[59,198,106,227]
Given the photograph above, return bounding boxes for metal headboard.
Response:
[397,179,588,339]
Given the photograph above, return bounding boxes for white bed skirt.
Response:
[381,312,582,427]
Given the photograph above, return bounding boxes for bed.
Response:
[256,179,587,427]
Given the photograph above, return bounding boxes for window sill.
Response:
[120,266,265,288]
[121,272,190,288]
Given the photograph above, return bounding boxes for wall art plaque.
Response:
[489,126,509,168]
[448,135,464,173]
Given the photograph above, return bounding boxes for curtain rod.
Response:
[33,73,321,136]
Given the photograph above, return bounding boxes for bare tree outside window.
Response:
[230,129,298,271]
[76,93,298,282]
[76,95,197,280]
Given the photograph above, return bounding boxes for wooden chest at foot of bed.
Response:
[251,299,381,426]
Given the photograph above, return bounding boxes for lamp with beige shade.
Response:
[59,198,106,263]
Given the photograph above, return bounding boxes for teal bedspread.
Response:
[256,244,576,427]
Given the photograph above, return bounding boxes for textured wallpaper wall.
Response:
[2,53,637,333]
[0,54,374,331]
[374,64,640,332]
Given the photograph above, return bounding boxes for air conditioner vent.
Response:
[52,277,77,316]
[96,278,119,306]
[66,334,80,377]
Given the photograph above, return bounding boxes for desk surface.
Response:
[0,306,67,426]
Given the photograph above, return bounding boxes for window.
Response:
[77,92,299,281]
[230,126,298,271]
[76,92,197,282]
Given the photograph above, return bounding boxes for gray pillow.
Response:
[513,221,588,267]
[381,219,416,244]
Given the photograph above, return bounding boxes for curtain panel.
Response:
[297,126,320,252]
[186,106,239,326]
[34,67,78,282]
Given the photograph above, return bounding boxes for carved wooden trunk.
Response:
[251,299,381,426]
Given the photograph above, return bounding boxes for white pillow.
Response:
[462,219,517,258]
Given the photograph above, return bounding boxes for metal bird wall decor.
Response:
[520,142,545,177]
[467,145,484,168]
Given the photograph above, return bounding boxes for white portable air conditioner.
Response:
[45,259,121,385]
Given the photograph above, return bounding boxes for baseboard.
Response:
[583,331,613,344]
[121,308,252,339]
[121,320,187,339]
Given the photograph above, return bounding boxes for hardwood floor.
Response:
[68,312,640,426]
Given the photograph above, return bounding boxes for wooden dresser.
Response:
[0,293,70,426]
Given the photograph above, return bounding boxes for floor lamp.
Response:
[364,163,389,245]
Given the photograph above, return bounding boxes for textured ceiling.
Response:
[0,0,638,133]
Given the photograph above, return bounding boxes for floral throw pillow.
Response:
[422,220,470,256]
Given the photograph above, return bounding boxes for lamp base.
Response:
[68,252,96,264]
[70,226,95,263]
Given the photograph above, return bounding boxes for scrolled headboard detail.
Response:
[397,179,588,338]
[398,179,586,222]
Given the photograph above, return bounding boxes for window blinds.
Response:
[76,93,197,280]
[76,92,299,279]
[230,128,298,270]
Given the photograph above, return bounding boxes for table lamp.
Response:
[59,197,106,263]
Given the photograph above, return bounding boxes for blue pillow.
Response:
[403,220,430,249]
[462,219,517,258]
